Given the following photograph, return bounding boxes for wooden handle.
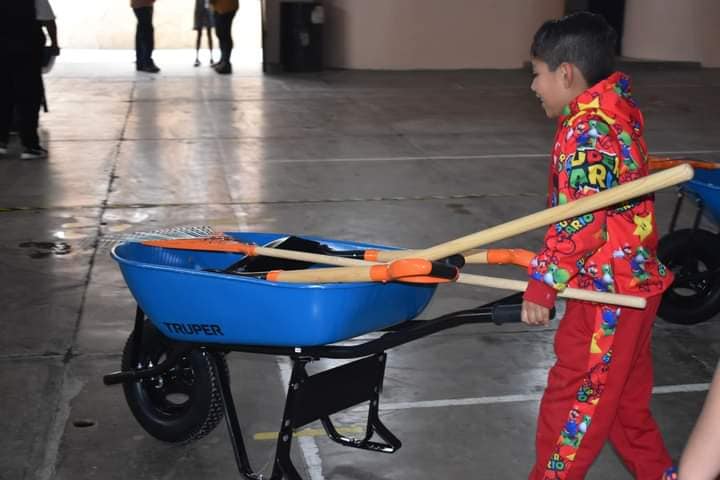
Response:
[267,259,457,284]
[267,269,644,308]
[648,156,720,171]
[457,273,646,309]
[143,238,370,267]
[268,266,378,283]
[373,164,694,262]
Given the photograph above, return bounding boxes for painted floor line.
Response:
[250,383,711,444]
[264,149,720,164]
[375,383,711,412]
[254,426,364,441]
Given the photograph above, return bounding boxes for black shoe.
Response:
[136,62,160,73]
[21,145,48,160]
[194,59,201,67]
[213,61,232,74]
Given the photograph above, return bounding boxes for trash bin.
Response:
[280,2,324,72]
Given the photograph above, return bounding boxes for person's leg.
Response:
[0,57,13,146]
[215,13,229,64]
[14,54,42,151]
[530,297,671,479]
[133,7,145,67]
[225,9,237,63]
[146,6,155,65]
[207,26,214,63]
[529,300,597,479]
[607,296,672,478]
[134,7,155,69]
[195,29,201,65]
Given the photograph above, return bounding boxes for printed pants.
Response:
[529,296,672,479]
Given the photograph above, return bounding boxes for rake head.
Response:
[96,225,220,250]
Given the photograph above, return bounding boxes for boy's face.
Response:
[531,58,575,118]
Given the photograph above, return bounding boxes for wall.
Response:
[622,0,720,67]
[321,0,564,70]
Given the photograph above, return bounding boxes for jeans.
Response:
[133,6,155,67]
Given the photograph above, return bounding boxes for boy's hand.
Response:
[521,300,550,326]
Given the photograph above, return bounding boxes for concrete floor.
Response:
[2,52,720,480]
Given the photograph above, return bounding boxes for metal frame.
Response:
[104,293,527,479]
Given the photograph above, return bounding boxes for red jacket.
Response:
[524,72,673,308]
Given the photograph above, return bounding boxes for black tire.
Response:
[121,320,228,443]
[657,229,720,325]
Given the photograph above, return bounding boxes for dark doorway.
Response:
[565,0,626,55]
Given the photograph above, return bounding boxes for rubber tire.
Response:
[121,320,228,443]
[657,228,720,325]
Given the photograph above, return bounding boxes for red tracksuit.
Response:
[523,72,674,479]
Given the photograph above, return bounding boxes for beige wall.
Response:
[47,0,720,70]
[322,0,564,70]
[52,0,262,51]
[622,0,720,67]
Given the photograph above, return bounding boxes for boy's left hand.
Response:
[521,300,550,326]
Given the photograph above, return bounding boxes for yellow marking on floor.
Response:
[253,425,364,441]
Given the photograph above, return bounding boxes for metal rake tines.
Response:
[97,225,219,248]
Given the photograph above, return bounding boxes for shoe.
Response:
[21,145,48,160]
[213,61,232,74]
[136,62,160,73]
[0,142,7,155]
[194,59,201,67]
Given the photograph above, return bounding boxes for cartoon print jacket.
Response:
[524,72,673,309]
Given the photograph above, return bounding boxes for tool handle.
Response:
[374,164,693,262]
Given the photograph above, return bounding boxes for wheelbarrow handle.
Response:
[372,164,694,262]
[456,273,646,309]
[265,259,459,284]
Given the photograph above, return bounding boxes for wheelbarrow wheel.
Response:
[121,320,228,444]
[658,228,720,324]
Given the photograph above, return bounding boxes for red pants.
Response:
[529,296,672,479]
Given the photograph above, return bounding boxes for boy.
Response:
[521,12,675,480]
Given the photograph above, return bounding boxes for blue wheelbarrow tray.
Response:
[111,232,436,347]
[685,168,720,223]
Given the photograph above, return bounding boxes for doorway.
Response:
[565,0,626,54]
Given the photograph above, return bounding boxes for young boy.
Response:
[521,12,675,480]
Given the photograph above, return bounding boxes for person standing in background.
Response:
[36,0,59,53]
[36,0,60,114]
[131,0,160,73]
[0,1,46,159]
[209,0,238,74]
[193,0,214,67]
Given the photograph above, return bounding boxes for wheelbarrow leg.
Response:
[210,352,266,480]
[270,360,308,480]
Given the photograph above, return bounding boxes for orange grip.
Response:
[486,249,534,267]
[387,258,433,278]
[364,250,380,262]
[369,265,392,282]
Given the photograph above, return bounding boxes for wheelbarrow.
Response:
[103,165,693,479]
[650,158,720,324]
[104,232,534,479]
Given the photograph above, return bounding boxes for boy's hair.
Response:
[530,12,617,86]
